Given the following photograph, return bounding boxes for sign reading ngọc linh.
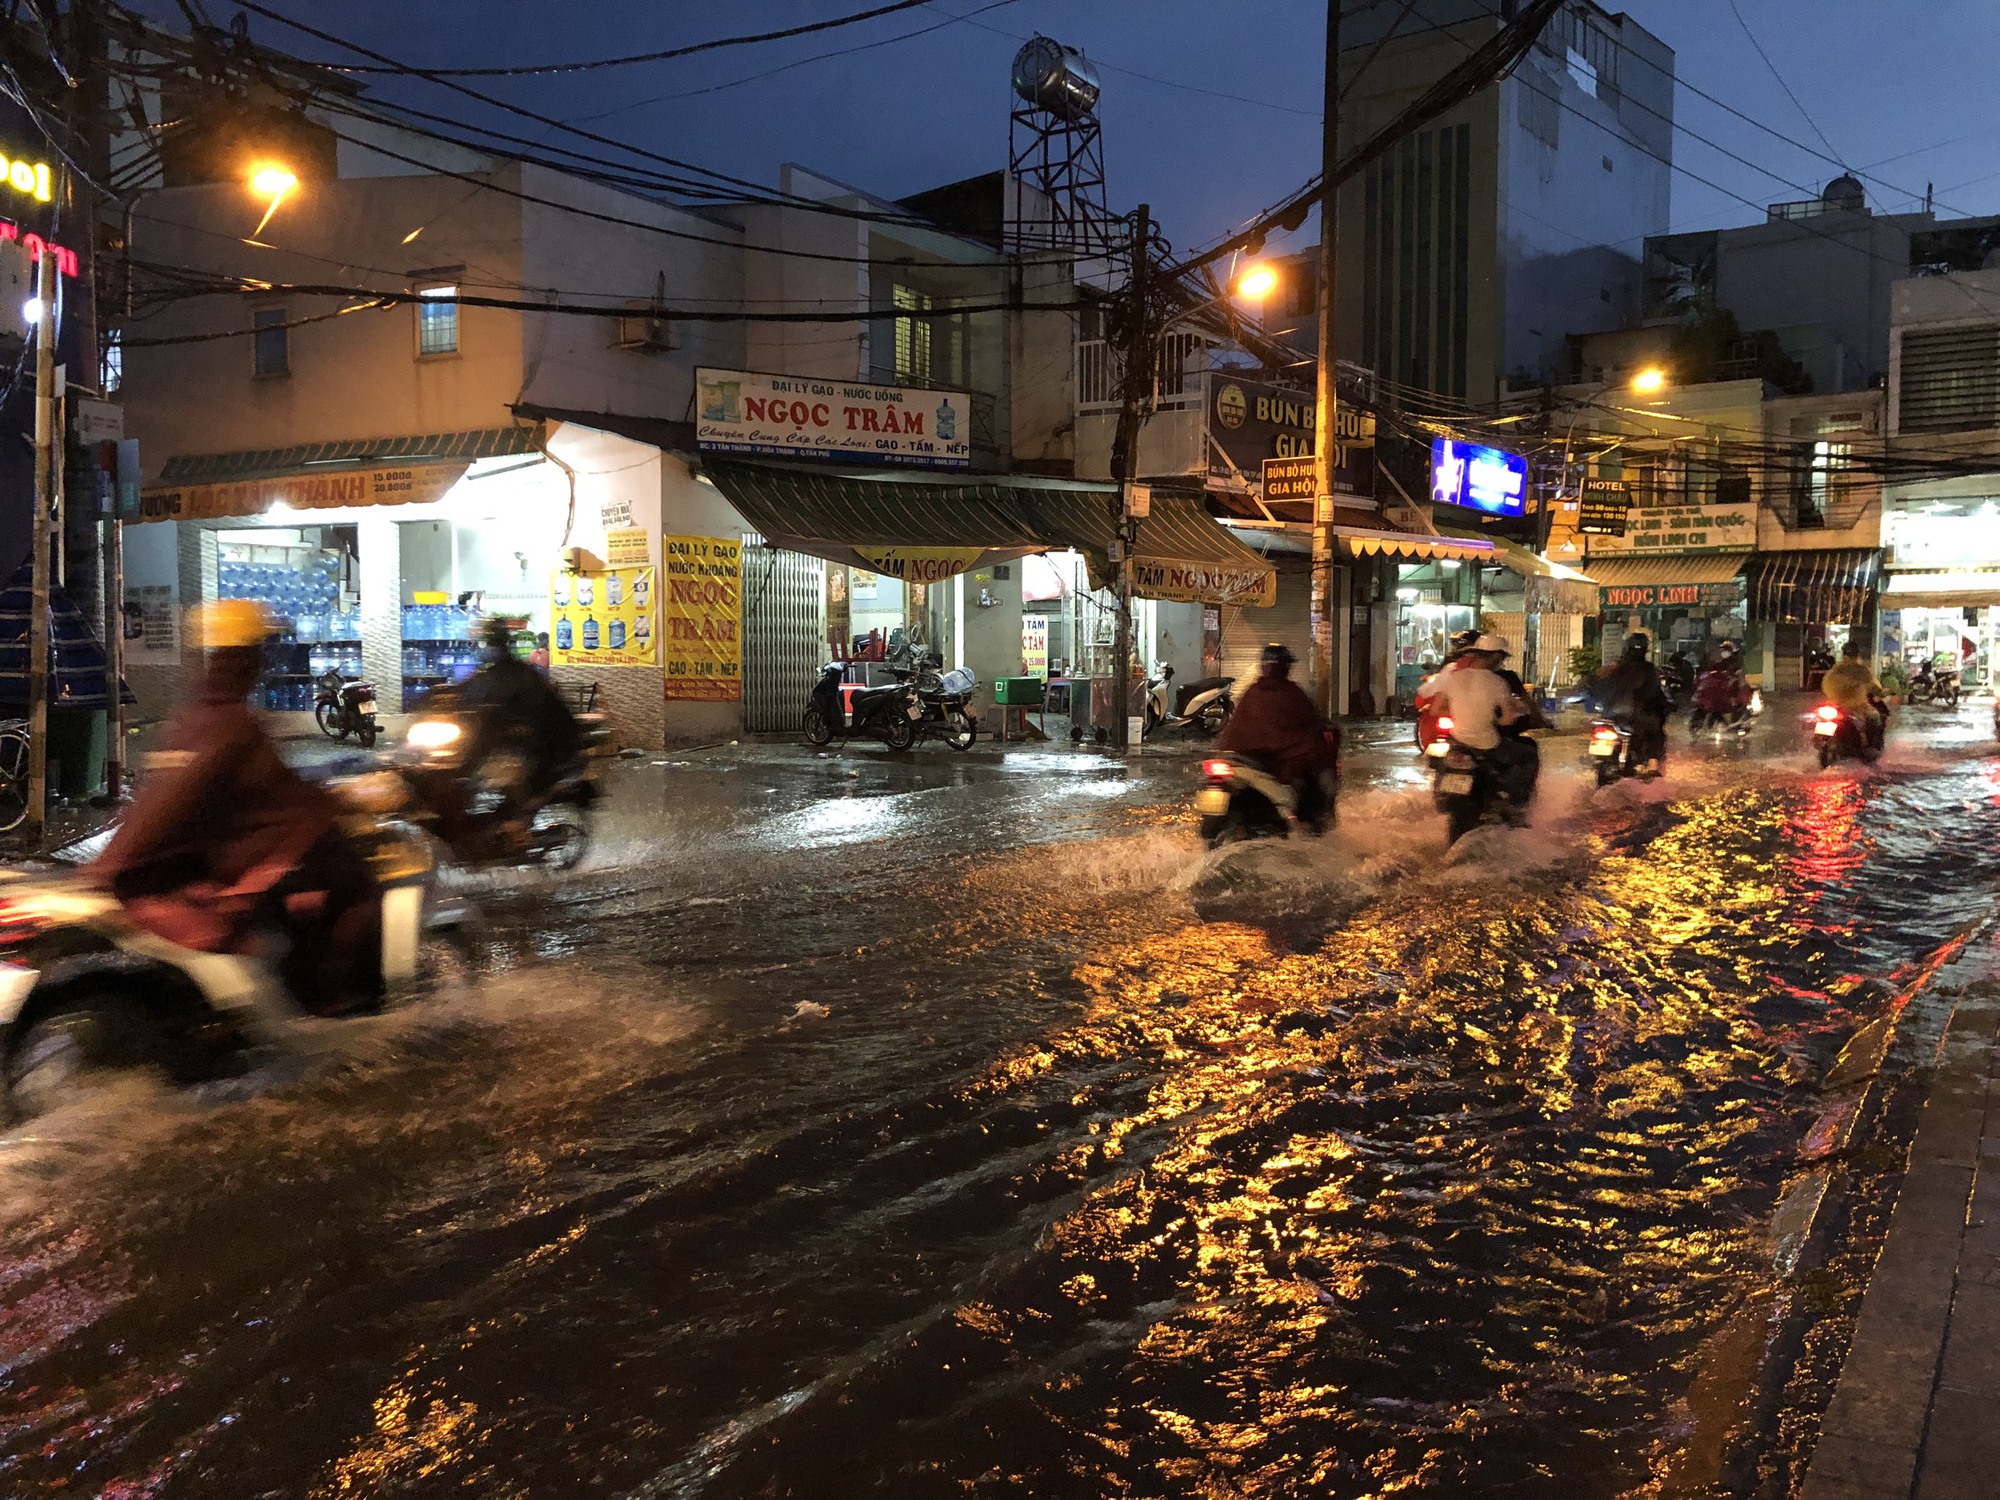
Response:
[1586,501,1754,554]
[661,535,743,700]
[695,367,970,468]
[1601,582,1742,610]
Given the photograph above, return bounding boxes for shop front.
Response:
[1326,525,1495,714]
[1585,498,1755,674]
[1746,548,1880,689]
[1878,501,2000,692]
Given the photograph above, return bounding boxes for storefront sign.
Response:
[1430,439,1527,516]
[138,462,467,521]
[1601,582,1742,609]
[551,566,659,668]
[1022,614,1048,678]
[605,528,650,567]
[1883,510,2000,570]
[1131,558,1277,608]
[856,546,986,582]
[1588,503,1754,554]
[1213,377,1374,493]
[123,584,176,659]
[0,220,76,277]
[660,534,742,700]
[0,150,51,203]
[1578,478,1630,536]
[695,367,970,469]
[1261,455,1314,501]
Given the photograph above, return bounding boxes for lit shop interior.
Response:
[206,497,566,709]
[1881,607,1984,686]
[1392,557,1481,700]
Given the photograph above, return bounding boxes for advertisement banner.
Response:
[123,584,177,660]
[1587,503,1754,555]
[1430,439,1527,516]
[605,528,651,567]
[550,566,658,668]
[1131,558,1277,608]
[661,534,743,701]
[1578,478,1630,536]
[139,462,467,522]
[695,367,970,469]
[856,545,986,582]
[1021,615,1049,678]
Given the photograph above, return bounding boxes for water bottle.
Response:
[609,618,626,651]
[582,616,599,652]
[555,617,573,652]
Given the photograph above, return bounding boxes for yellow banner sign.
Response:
[550,566,658,667]
[662,534,742,701]
[138,463,467,522]
[1132,558,1276,608]
[856,546,987,583]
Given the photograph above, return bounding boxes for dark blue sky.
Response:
[161,1,2000,257]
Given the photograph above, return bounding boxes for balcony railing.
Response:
[1076,334,1218,414]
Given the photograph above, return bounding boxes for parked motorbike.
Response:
[1904,653,1962,709]
[1193,753,1335,844]
[1810,700,1886,768]
[0,798,436,1117]
[888,651,978,751]
[803,663,921,752]
[1144,664,1235,739]
[315,668,381,748]
[394,693,603,871]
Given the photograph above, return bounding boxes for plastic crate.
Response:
[992,676,1045,707]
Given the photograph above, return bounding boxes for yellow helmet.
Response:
[187,598,275,650]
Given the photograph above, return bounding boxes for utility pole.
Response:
[26,244,58,845]
[1106,203,1154,752]
[1308,0,1342,717]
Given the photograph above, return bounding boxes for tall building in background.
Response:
[1266,0,1674,407]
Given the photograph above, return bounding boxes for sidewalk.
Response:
[1804,938,2000,1500]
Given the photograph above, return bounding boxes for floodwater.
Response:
[0,720,1996,1497]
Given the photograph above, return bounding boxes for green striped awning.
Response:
[702,457,1276,605]
[155,428,541,485]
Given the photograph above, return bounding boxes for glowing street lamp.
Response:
[1235,261,1278,301]
[1630,366,1668,395]
[248,163,299,238]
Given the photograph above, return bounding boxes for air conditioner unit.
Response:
[615,301,673,353]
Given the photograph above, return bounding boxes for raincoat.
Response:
[1216,674,1340,784]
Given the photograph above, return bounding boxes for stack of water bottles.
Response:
[218,555,358,709]
[400,603,479,685]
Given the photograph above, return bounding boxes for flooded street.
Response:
[3,717,1997,1498]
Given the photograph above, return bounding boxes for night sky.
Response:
[142,1,2000,263]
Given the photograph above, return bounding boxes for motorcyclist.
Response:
[1691,639,1752,727]
[1582,632,1673,776]
[1415,628,1483,749]
[1428,633,1538,816]
[93,600,382,1014]
[1214,642,1340,834]
[454,615,587,837]
[1821,637,1889,753]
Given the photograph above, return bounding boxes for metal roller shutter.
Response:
[739,534,827,733]
[1218,558,1312,687]
[1899,325,2000,433]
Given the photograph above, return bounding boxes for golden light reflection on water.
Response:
[320,1380,487,1496]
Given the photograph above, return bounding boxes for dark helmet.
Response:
[1622,632,1651,661]
[1447,628,1482,658]
[1260,641,1296,675]
[1841,637,1864,659]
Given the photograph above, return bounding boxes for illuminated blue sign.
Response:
[1430,438,1527,516]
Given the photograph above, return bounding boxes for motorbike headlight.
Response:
[406,719,463,752]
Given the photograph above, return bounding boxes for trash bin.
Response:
[47,707,106,802]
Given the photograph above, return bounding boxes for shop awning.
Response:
[1442,531,1600,613]
[1881,570,2000,610]
[1585,552,1752,588]
[1330,524,1495,561]
[701,457,1276,606]
[1747,548,1880,626]
[140,427,542,523]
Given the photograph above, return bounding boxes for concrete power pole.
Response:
[1107,203,1155,752]
[25,243,58,844]
[1308,0,1342,716]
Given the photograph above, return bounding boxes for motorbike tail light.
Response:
[0,896,50,950]
[1816,704,1841,722]
[1436,716,1454,733]
[1592,725,1620,743]
[406,718,463,751]
[1201,759,1234,780]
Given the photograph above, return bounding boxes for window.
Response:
[892,284,931,384]
[1899,325,2000,432]
[416,284,459,357]
[252,308,289,377]
[100,326,122,395]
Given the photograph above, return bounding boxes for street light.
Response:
[1631,366,1668,395]
[248,162,298,238]
[1235,262,1278,301]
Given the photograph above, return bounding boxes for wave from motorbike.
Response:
[0,788,437,1119]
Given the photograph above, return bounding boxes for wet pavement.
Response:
[1,698,1998,1496]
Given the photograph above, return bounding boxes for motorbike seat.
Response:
[1173,677,1231,714]
[850,684,908,712]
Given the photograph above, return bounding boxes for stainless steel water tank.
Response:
[1011,36,1101,122]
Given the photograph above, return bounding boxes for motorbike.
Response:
[1144,664,1235,739]
[1688,668,1760,734]
[314,669,381,748]
[1811,700,1886,768]
[0,794,437,1118]
[888,651,978,751]
[393,689,603,871]
[1420,716,1519,843]
[1585,716,1651,786]
[1193,752,1336,844]
[803,663,922,752]
[1904,653,1962,709]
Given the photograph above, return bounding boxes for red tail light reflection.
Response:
[1201,760,1234,779]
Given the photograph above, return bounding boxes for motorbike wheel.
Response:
[358,722,378,749]
[4,992,153,1119]
[1942,683,1962,709]
[543,820,589,871]
[1197,701,1230,737]
[0,724,29,832]
[1198,813,1231,844]
[1817,742,1835,769]
[1445,803,1482,845]
[315,702,344,739]
[1595,759,1619,788]
[802,706,834,747]
[884,716,917,752]
[943,710,976,752]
